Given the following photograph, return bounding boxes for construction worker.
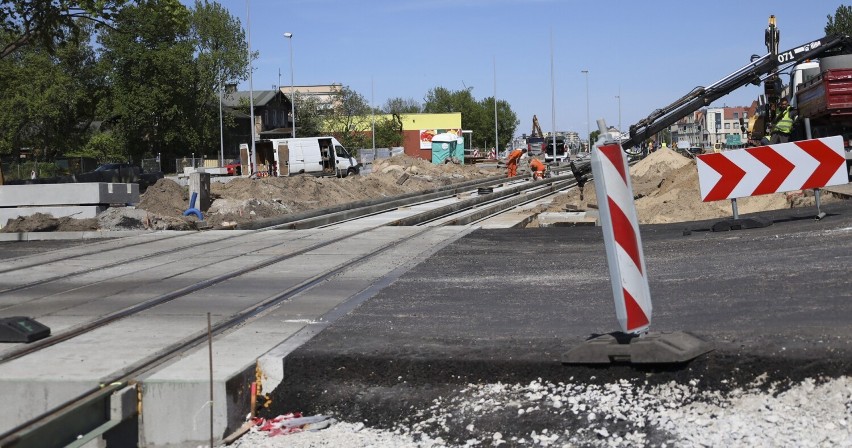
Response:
[506,148,527,178]
[529,157,546,180]
[770,98,796,144]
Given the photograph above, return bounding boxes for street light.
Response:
[615,93,621,143]
[284,32,295,138]
[581,70,590,151]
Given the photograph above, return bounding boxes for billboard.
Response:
[420,129,461,150]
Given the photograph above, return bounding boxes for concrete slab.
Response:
[0,182,139,207]
[538,211,599,227]
[138,227,471,446]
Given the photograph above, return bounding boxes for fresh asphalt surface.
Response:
[271,201,852,443]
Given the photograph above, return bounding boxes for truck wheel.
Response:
[347,167,358,177]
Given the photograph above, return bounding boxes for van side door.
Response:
[301,140,323,174]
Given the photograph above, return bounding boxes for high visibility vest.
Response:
[774,107,794,134]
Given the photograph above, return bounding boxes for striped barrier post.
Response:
[591,131,652,335]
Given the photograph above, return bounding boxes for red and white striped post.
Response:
[590,123,652,335]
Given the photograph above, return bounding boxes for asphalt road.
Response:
[271,200,852,442]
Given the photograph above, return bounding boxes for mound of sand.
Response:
[545,148,839,224]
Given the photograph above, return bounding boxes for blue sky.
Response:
[208,0,840,139]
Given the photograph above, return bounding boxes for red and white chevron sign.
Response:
[591,143,652,334]
[696,136,848,202]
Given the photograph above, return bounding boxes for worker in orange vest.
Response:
[506,148,527,178]
[529,157,546,180]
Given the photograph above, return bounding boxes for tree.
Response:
[188,0,249,156]
[292,94,324,137]
[1,0,128,59]
[382,97,421,114]
[96,0,197,163]
[423,86,518,151]
[373,114,404,148]
[325,86,372,150]
[0,22,101,161]
[480,96,519,152]
[826,5,852,36]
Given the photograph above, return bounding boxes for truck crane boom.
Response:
[621,20,852,154]
[532,115,544,138]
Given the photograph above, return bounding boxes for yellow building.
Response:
[341,112,462,161]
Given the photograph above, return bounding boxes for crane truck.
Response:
[527,115,545,156]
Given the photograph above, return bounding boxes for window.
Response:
[733,112,739,119]
[725,123,731,129]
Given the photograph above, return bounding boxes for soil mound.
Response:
[545,149,840,224]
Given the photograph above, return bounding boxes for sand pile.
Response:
[117,155,502,229]
[545,148,839,224]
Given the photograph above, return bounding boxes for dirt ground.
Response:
[1,150,843,232]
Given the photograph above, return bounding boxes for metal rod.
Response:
[493,56,498,157]
[208,312,214,448]
[731,198,739,219]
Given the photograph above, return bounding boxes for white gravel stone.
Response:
[226,376,852,448]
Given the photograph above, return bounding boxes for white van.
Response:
[241,136,360,178]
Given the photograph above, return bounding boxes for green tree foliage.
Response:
[97,0,196,163]
[189,0,249,153]
[826,5,852,36]
[373,114,404,148]
[422,86,518,151]
[95,0,247,164]
[291,94,324,138]
[325,86,372,150]
[0,23,101,160]
[1,0,128,59]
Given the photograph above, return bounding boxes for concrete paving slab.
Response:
[0,183,138,207]
[538,211,599,227]
[138,227,471,446]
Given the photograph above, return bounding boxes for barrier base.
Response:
[711,216,773,232]
[562,331,713,365]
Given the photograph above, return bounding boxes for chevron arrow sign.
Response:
[696,136,848,202]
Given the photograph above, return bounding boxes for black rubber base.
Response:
[562,331,713,365]
[0,316,50,343]
[711,216,773,232]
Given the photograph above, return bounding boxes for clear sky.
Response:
[207,0,839,139]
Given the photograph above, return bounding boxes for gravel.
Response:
[225,375,851,447]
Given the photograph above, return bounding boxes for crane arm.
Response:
[621,33,852,152]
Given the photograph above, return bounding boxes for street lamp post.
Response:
[581,70,590,151]
[284,32,295,138]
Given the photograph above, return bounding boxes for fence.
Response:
[1,157,101,181]
[172,158,240,175]
[357,147,404,166]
